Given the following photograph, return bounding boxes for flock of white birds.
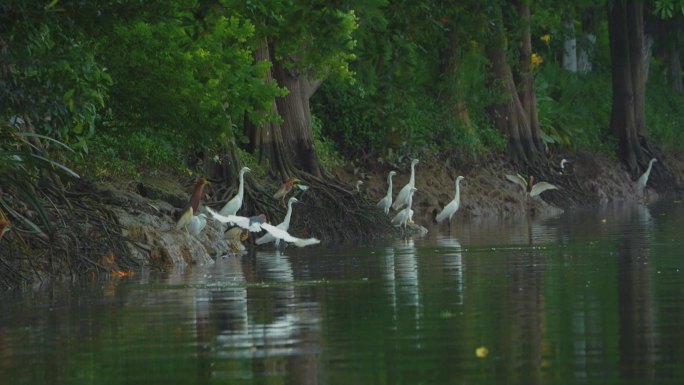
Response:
[177,156,658,250]
[376,156,658,230]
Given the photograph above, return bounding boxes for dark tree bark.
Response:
[667,45,683,93]
[486,2,542,165]
[272,52,323,178]
[245,39,295,180]
[607,0,649,175]
[516,1,544,156]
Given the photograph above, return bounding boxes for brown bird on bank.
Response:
[273,177,300,204]
[176,177,209,232]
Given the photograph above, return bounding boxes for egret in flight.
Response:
[436,176,464,223]
[393,159,419,210]
[376,171,397,215]
[219,166,251,216]
[505,174,559,198]
[256,197,300,247]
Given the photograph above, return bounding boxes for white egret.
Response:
[259,222,320,248]
[187,213,208,236]
[376,171,397,215]
[219,166,251,216]
[560,159,569,172]
[637,158,657,190]
[505,174,559,198]
[355,180,364,192]
[436,176,464,223]
[393,158,419,210]
[392,187,417,229]
[256,197,300,247]
[176,177,209,232]
[206,207,265,232]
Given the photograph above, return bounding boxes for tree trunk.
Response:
[562,17,578,72]
[608,0,644,175]
[516,1,544,157]
[272,55,323,178]
[577,33,595,74]
[626,1,647,140]
[643,34,654,83]
[488,43,529,165]
[439,32,474,132]
[667,45,683,93]
[245,39,295,179]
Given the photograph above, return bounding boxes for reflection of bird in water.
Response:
[377,171,397,215]
[637,158,657,193]
[436,176,464,223]
[393,158,419,210]
[273,177,300,205]
[176,177,209,232]
[256,197,300,248]
[506,174,559,198]
[219,167,251,216]
[392,187,417,230]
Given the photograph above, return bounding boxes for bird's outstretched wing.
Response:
[260,223,320,247]
[529,181,559,197]
[505,174,528,191]
[206,207,261,231]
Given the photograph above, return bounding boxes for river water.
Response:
[1,201,683,385]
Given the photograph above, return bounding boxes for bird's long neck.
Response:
[238,170,246,197]
[455,179,461,202]
[646,159,655,176]
[407,191,414,209]
[409,163,416,186]
[386,174,394,196]
[190,183,206,213]
[283,201,294,227]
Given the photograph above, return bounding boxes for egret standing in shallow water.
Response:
[436,176,464,223]
[392,187,417,230]
[219,166,251,216]
[637,158,657,191]
[393,159,419,210]
[176,177,209,232]
[377,171,397,215]
[256,197,300,247]
[505,174,559,198]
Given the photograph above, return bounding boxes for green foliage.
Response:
[535,62,615,153]
[0,121,80,238]
[645,61,684,150]
[1,15,111,150]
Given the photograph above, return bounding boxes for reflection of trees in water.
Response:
[617,204,655,382]
[195,252,321,384]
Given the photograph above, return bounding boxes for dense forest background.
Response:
[2,0,684,239]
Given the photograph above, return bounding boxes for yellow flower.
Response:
[531,53,543,67]
[476,346,489,358]
[540,34,551,44]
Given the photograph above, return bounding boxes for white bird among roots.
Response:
[219,166,251,216]
[392,187,417,229]
[393,158,419,211]
[436,176,464,223]
[376,171,397,215]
